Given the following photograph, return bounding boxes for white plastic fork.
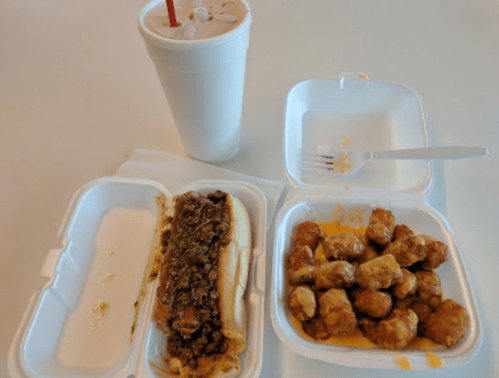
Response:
[300,146,489,175]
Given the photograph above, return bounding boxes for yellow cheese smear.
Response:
[395,355,412,370]
[425,350,443,368]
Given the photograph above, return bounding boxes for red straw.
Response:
[166,0,178,27]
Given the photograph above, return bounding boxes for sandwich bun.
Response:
[153,191,251,378]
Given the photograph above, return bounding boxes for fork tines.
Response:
[300,149,342,173]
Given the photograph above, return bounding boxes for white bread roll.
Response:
[217,194,252,360]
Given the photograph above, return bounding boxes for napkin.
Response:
[114,149,286,231]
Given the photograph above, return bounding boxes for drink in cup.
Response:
[139,0,252,164]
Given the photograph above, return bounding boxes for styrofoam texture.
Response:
[139,0,252,164]
[270,194,482,370]
[8,177,170,378]
[9,177,267,378]
[284,76,433,193]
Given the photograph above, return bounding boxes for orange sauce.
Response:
[291,315,376,348]
[395,355,412,370]
[290,215,442,357]
[425,350,443,368]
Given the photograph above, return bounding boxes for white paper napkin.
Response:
[114,149,286,231]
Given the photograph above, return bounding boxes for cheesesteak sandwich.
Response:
[154,190,251,378]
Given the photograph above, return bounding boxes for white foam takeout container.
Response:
[9,177,267,378]
[271,73,483,370]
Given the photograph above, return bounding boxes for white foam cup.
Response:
[139,0,252,163]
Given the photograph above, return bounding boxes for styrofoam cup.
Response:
[138,0,252,164]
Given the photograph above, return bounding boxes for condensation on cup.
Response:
[139,0,252,164]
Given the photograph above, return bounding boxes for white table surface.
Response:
[1,0,498,377]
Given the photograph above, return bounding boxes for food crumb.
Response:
[395,355,412,370]
[87,300,110,330]
[106,249,115,256]
[100,273,116,286]
[425,350,443,368]
[342,137,351,146]
[333,154,353,173]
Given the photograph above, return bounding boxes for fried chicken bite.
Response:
[392,268,418,300]
[302,316,330,340]
[287,245,315,285]
[357,317,379,344]
[289,286,317,321]
[365,208,396,247]
[355,254,403,290]
[322,232,365,261]
[288,266,314,286]
[382,235,427,268]
[356,244,379,264]
[392,295,419,311]
[426,299,469,347]
[407,301,432,337]
[415,269,443,310]
[313,261,356,290]
[288,245,315,272]
[393,224,414,241]
[423,239,448,269]
[319,289,357,335]
[353,290,393,319]
[376,309,418,350]
[292,221,325,250]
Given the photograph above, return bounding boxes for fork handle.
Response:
[372,146,489,160]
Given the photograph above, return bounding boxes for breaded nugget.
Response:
[319,289,357,335]
[353,290,393,319]
[376,309,418,350]
[393,224,414,241]
[365,208,396,246]
[415,269,443,310]
[303,316,330,340]
[289,286,317,322]
[357,317,379,344]
[355,255,403,290]
[322,232,365,261]
[288,265,314,286]
[313,261,356,290]
[292,221,325,250]
[287,245,315,285]
[288,245,315,272]
[426,299,469,347]
[356,244,379,264]
[407,301,432,337]
[423,239,448,269]
[393,268,418,300]
[382,235,427,268]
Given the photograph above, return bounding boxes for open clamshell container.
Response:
[9,177,267,378]
[271,74,483,370]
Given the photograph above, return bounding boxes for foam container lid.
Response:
[271,73,483,370]
[284,73,433,194]
[9,177,267,378]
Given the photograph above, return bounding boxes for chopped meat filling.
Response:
[157,191,231,369]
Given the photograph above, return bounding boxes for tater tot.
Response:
[355,255,403,290]
[313,261,356,290]
[319,289,357,335]
[292,221,325,250]
[376,309,418,350]
[353,290,393,319]
[365,208,396,246]
[426,299,469,347]
[322,232,365,261]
